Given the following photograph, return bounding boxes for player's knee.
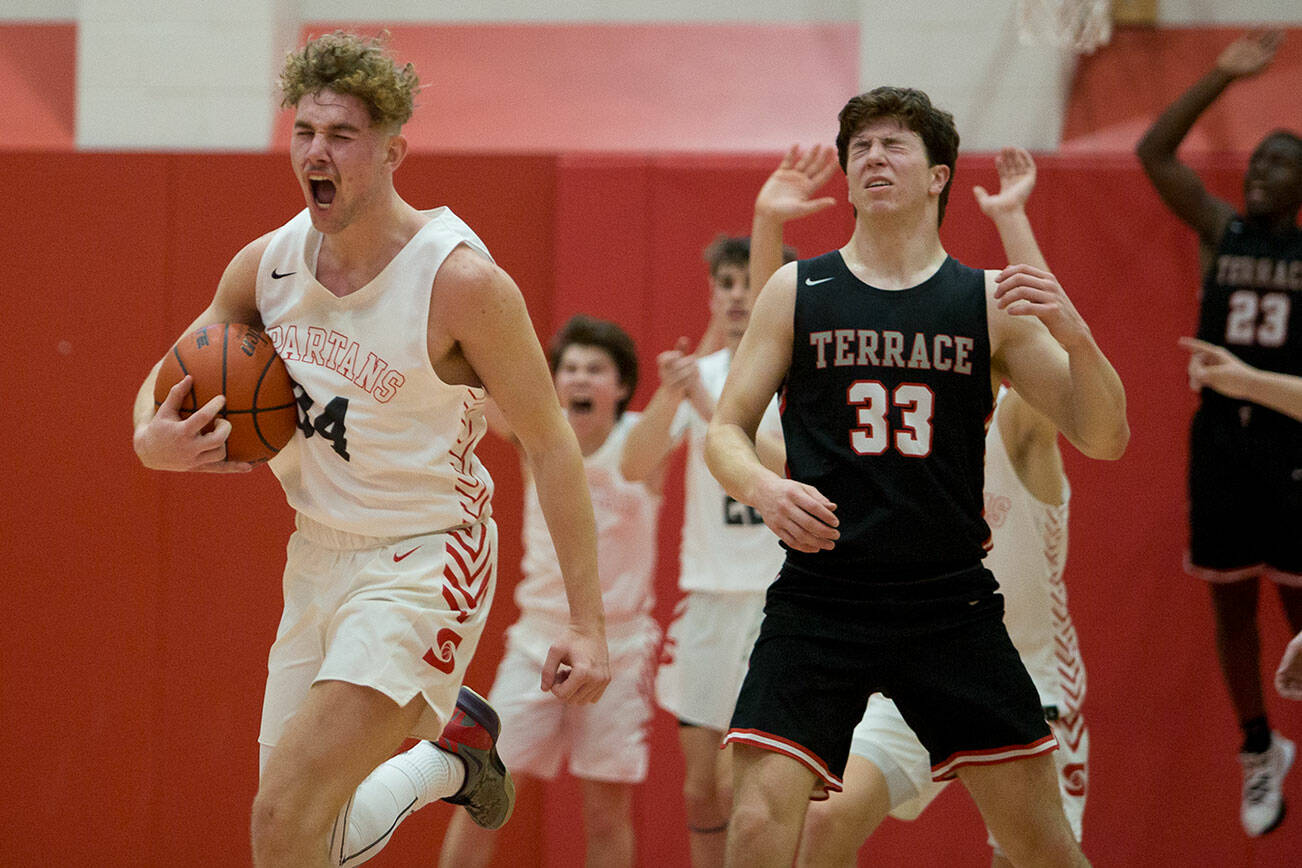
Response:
[991,820,1080,868]
[727,791,789,840]
[799,803,858,862]
[249,782,332,862]
[682,775,726,824]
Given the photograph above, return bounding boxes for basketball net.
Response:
[1016,0,1112,54]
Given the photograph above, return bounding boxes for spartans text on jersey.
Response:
[267,324,406,402]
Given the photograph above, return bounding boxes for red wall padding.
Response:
[2,151,1297,866]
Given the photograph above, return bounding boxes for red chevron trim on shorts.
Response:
[723,728,843,798]
[440,523,494,623]
[930,733,1058,781]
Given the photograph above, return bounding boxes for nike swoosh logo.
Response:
[805,276,834,286]
[393,546,421,562]
[271,268,296,279]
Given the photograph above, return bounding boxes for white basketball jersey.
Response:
[516,413,660,623]
[258,208,495,537]
[675,349,785,592]
[984,392,1081,714]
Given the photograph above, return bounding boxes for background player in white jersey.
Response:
[1137,28,1302,837]
[620,232,802,866]
[130,32,609,868]
[440,315,661,868]
[747,146,1092,866]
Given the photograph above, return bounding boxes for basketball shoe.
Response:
[437,686,516,830]
[1239,731,1295,836]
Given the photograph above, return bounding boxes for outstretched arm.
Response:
[619,336,700,481]
[973,147,1048,272]
[1179,337,1302,422]
[1136,29,1282,245]
[441,247,609,704]
[974,148,1068,497]
[749,144,838,293]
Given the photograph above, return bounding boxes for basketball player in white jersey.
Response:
[439,315,661,868]
[747,145,1091,866]
[130,32,609,868]
[620,233,800,867]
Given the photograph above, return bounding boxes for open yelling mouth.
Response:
[309,175,337,208]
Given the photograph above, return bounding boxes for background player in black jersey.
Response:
[1177,339,1302,707]
[705,87,1127,868]
[1137,28,1302,838]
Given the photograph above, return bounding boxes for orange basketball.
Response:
[154,323,298,464]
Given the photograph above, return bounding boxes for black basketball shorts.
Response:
[1188,407,1302,577]
[725,564,1053,796]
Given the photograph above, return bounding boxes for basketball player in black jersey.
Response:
[705,87,1128,868]
[1137,28,1302,838]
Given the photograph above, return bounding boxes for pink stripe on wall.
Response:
[283,23,860,153]
[0,24,75,150]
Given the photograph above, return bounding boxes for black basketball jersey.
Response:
[1196,217,1302,425]
[781,251,993,572]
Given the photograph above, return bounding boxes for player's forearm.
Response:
[1235,368,1302,423]
[754,430,787,477]
[132,361,163,431]
[619,385,682,481]
[750,209,788,294]
[1136,67,1234,167]
[1060,338,1129,460]
[530,436,607,630]
[989,210,1048,272]
[705,418,779,508]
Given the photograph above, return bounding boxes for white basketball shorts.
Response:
[487,612,660,783]
[655,589,766,731]
[259,514,497,748]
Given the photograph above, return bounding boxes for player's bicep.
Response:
[991,307,1071,428]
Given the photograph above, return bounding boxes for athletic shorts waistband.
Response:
[293,512,486,551]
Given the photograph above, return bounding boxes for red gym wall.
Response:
[3,148,1299,867]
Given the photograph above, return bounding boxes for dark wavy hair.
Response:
[836,87,960,226]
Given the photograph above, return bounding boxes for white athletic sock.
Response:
[328,742,466,866]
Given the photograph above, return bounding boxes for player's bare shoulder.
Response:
[427,242,522,386]
[208,231,277,326]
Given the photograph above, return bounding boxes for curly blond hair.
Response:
[279,31,419,129]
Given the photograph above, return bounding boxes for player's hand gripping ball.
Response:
[154,323,298,463]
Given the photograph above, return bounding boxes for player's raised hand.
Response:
[973,146,1037,218]
[541,626,611,704]
[657,336,701,395]
[1217,29,1283,79]
[994,264,1093,350]
[752,475,839,553]
[755,144,839,224]
[134,375,253,473]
